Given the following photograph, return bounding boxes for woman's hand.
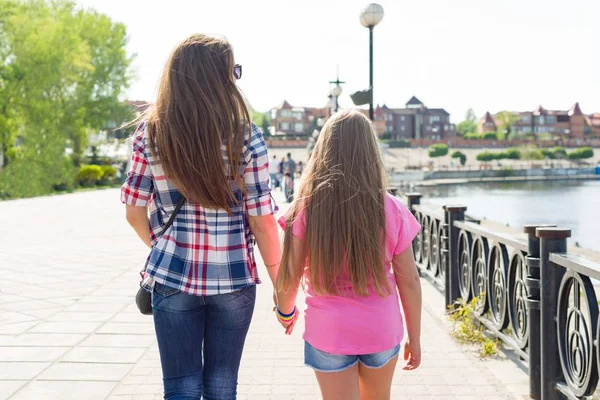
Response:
[403,340,421,370]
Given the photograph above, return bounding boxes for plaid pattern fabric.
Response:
[121,122,276,296]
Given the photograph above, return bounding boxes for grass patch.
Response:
[448,297,501,359]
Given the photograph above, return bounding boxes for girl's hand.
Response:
[276,307,299,335]
[403,341,421,370]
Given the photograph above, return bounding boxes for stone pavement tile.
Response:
[9,380,117,400]
[17,308,62,319]
[0,346,69,362]
[77,296,133,305]
[0,311,39,325]
[47,312,117,322]
[0,294,30,304]
[64,303,126,313]
[29,321,103,334]
[79,334,156,348]
[1,299,63,312]
[0,361,50,379]
[110,313,155,324]
[62,347,146,364]
[0,321,39,335]
[38,362,134,381]
[0,333,85,347]
[0,380,27,399]
[97,323,155,335]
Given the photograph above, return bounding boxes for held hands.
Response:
[403,340,421,370]
[274,305,299,335]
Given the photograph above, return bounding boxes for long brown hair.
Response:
[146,34,250,213]
[277,110,390,297]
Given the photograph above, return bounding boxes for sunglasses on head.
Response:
[234,64,242,80]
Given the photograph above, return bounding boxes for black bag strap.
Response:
[162,196,186,235]
[142,196,185,274]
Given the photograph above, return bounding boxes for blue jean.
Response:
[152,282,256,400]
[304,341,400,373]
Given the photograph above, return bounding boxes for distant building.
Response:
[270,100,330,137]
[479,103,600,138]
[478,112,497,133]
[374,96,456,140]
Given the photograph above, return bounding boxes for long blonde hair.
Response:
[277,110,390,297]
[146,34,250,214]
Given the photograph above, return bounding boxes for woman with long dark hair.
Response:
[121,34,281,400]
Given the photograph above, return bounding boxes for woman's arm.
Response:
[248,214,281,286]
[125,205,152,248]
[392,245,422,369]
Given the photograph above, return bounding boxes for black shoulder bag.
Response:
[135,197,186,315]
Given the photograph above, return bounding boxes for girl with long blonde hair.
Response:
[275,110,423,400]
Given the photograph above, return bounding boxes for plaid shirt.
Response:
[121,123,276,296]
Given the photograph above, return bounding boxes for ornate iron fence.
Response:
[401,192,600,400]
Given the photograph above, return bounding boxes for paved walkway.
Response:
[0,189,529,399]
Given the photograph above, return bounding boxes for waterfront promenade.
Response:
[0,189,530,399]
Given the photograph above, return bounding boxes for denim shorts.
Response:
[304,341,400,373]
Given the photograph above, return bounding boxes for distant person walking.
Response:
[269,154,280,190]
[275,110,423,400]
[297,160,304,177]
[121,33,281,400]
[284,152,297,181]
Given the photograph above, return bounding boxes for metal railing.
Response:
[400,192,600,400]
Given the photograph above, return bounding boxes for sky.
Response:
[76,0,599,123]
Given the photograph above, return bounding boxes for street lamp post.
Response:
[360,3,384,121]
[329,69,345,113]
[331,85,343,113]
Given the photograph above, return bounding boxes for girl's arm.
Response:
[276,235,303,315]
[126,205,152,248]
[248,214,281,286]
[392,245,422,368]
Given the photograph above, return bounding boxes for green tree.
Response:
[495,111,517,136]
[451,150,467,166]
[457,108,478,136]
[0,0,133,197]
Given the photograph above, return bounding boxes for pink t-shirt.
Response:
[278,193,421,355]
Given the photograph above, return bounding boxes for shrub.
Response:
[464,133,482,140]
[552,147,567,159]
[568,147,594,160]
[482,132,499,140]
[0,157,75,199]
[99,165,118,184]
[541,149,554,159]
[451,151,467,166]
[476,151,495,162]
[504,148,521,160]
[519,147,545,161]
[428,143,449,158]
[76,165,104,187]
[381,139,410,148]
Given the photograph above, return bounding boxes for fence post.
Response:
[536,227,571,400]
[405,192,421,211]
[445,205,467,308]
[524,224,555,400]
[406,193,423,277]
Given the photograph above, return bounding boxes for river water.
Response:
[414,179,600,252]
